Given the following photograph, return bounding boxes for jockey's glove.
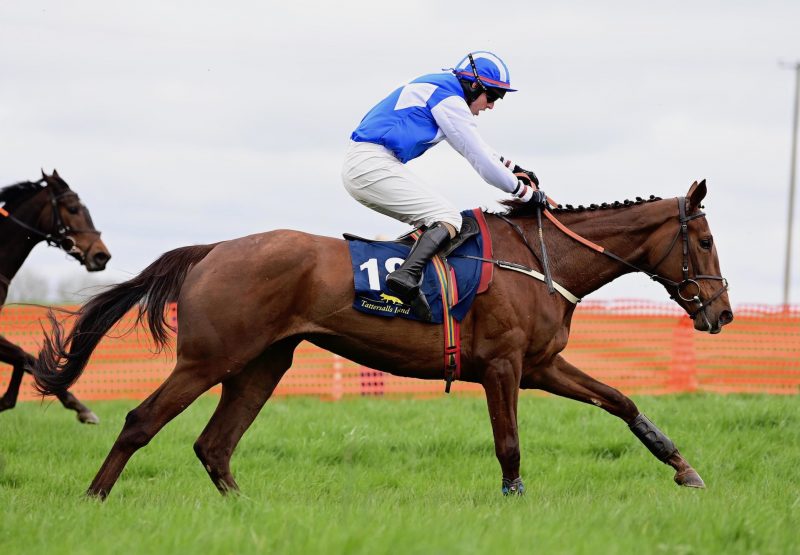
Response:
[513,178,548,205]
[513,165,540,187]
[530,190,548,205]
[500,156,540,187]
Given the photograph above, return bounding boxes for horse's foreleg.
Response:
[87,357,234,500]
[0,335,98,423]
[194,340,298,494]
[0,364,24,412]
[482,359,524,495]
[54,389,99,424]
[523,354,704,488]
[0,336,34,413]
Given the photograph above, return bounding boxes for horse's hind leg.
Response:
[523,354,704,488]
[87,356,236,499]
[194,339,298,494]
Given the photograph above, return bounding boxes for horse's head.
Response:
[39,170,111,271]
[647,180,733,333]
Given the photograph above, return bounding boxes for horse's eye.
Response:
[699,237,712,250]
[67,205,80,215]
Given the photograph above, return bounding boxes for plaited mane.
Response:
[500,195,664,218]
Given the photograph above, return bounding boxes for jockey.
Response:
[342,50,546,321]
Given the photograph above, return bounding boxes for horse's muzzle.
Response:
[82,238,112,272]
[695,308,734,334]
[86,251,111,271]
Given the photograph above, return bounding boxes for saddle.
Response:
[344,212,490,322]
[342,215,480,259]
[344,209,494,393]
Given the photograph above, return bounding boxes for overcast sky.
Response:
[2,0,799,305]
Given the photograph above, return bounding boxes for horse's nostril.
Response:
[93,252,111,266]
[719,310,734,326]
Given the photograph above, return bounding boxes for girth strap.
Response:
[408,229,462,393]
[438,262,461,393]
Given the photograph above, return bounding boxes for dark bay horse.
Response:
[0,170,110,423]
[33,180,731,499]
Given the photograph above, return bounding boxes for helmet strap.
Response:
[467,52,488,93]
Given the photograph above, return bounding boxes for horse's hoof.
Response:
[674,468,705,488]
[77,410,100,425]
[501,477,525,496]
[218,483,241,496]
[85,488,108,501]
[0,399,14,413]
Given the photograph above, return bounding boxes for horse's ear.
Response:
[687,179,707,212]
[41,168,48,179]
[52,169,60,178]
[40,169,54,186]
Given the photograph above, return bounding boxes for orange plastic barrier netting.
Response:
[1,301,798,401]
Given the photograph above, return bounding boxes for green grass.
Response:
[1,393,798,554]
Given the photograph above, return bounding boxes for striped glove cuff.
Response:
[512,180,534,202]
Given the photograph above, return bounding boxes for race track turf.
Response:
[1,393,797,554]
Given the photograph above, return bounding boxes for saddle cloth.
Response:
[346,209,492,324]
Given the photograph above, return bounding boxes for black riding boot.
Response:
[386,223,451,322]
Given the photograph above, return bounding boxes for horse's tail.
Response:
[32,243,219,396]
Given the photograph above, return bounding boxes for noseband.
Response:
[0,180,101,262]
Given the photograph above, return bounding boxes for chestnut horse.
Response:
[33,180,731,499]
[0,170,110,423]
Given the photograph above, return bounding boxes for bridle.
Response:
[645,197,729,323]
[0,180,101,262]
[495,196,729,325]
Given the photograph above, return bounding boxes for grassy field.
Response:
[1,393,798,554]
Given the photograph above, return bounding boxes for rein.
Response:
[492,195,728,322]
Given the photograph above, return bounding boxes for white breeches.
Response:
[341,141,463,232]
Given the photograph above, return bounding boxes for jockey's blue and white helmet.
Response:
[454,51,517,92]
